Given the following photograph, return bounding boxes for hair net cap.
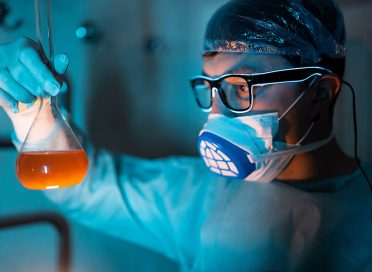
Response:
[204,0,347,64]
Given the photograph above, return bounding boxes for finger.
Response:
[18,47,60,96]
[0,69,35,103]
[53,53,69,75]
[0,88,19,113]
[8,63,44,97]
[60,81,68,93]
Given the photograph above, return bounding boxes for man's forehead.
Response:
[203,53,293,77]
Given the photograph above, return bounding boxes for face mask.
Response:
[197,92,333,182]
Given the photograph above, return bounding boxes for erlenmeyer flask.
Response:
[16,96,88,190]
[15,0,88,190]
[16,97,88,190]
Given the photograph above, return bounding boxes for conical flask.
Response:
[15,0,88,190]
[16,96,88,190]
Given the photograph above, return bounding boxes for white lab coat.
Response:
[41,141,372,272]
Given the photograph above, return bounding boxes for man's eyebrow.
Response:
[201,70,210,77]
[202,65,258,78]
[225,64,257,74]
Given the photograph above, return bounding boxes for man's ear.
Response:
[313,74,341,105]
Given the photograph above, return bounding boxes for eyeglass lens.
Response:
[192,76,251,111]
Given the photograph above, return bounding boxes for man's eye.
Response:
[237,84,249,98]
[238,85,248,92]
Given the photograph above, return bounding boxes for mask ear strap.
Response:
[278,91,306,121]
[250,132,334,161]
[295,121,315,146]
[278,75,321,121]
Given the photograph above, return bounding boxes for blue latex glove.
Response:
[0,37,69,113]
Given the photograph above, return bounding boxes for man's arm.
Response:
[1,37,219,267]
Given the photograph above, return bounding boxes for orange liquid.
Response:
[16,150,88,190]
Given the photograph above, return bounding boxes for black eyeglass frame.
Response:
[190,66,332,113]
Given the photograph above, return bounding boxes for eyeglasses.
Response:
[190,66,331,113]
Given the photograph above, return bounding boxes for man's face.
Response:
[202,53,317,144]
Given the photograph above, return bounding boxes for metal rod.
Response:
[34,0,54,62]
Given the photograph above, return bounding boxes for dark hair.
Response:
[285,55,345,80]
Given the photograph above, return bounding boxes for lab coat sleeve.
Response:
[41,137,219,265]
[7,104,220,264]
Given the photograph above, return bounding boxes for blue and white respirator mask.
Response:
[197,91,333,182]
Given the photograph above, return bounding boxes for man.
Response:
[1,0,371,271]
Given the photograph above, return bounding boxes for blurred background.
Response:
[0,0,371,271]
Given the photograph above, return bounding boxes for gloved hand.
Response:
[0,37,70,147]
[0,37,69,113]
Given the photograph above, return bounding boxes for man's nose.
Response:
[211,87,235,117]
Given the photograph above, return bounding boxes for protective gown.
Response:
[38,140,372,272]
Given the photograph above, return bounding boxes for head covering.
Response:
[204,0,346,65]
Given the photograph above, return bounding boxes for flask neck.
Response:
[40,95,58,109]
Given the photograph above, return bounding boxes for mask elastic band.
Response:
[295,121,316,146]
[250,132,334,161]
[278,76,320,121]
[278,91,306,121]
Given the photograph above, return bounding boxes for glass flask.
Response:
[15,0,88,190]
[16,97,88,190]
